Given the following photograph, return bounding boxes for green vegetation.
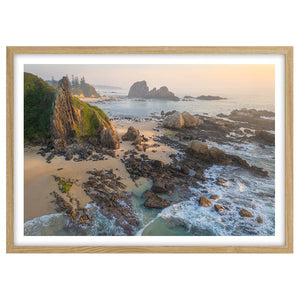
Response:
[24,72,111,144]
[54,176,73,194]
[72,96,111,139]
[24,72,56,143]
[48,75,100,98]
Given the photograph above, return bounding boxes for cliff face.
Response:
[51,77,78,150]
[128,80,179,100]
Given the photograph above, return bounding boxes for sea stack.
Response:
[128,80,179,100]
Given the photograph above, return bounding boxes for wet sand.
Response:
[24,120,176,222]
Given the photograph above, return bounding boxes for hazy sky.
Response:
[24,64,275,96]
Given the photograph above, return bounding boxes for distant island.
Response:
[47,75,100,98]
[128,80,179,101]
[184,95,227,100]
[94,84,122,90]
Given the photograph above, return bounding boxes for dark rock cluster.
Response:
[82,169,140,235]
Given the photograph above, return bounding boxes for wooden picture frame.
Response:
[6,46,293,253]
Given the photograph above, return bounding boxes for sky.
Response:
[24,64,275,97]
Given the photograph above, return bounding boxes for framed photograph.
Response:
[6,46,293,253]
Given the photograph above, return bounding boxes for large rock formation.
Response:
[128,80,179,100]
[163,111,198,129]
[128,80,149,98]
[51,77,78,150]
[24,73,119,150]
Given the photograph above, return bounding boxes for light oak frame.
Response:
[6,46,293,253]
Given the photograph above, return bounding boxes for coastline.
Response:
[24,119,176,222]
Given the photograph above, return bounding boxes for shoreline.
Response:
[24,119,176,222]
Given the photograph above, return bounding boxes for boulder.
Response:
[182,111,197,127]
[199,196,212,207]
[65,149,73,161]
[100,127,120,149]
[186,141,209,159]
[151,180,167,193]
[163,111,184,129]
[239,209,253,218]
[122,126,141,145]
[144,194,171,209]
[214,204,226,215]
[209,147,226,162]
[210,194,218,200]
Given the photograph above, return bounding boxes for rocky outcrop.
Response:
[186,140,268,176]
[217,108,275,131]
[128,81,149,98]
[51,77,78,151]
[184,95,227,100]
[100,127,120,149]
[128,80,179,100]
[51,77,120,151]
[143,191,171,209]
[197,95,226,100]
[121,126,141,145]
[253,130,275,146]
[163,111,198,129]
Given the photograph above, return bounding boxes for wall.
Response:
[0,1,298,299]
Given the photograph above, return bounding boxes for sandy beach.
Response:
[77,96,110,103]
[24,120,176,222]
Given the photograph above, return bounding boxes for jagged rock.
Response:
[128,81,179,100]
[122,126,141,145]
[144,194,171,209]
[186,140,268,176]
[210,195,218,200]
[239,209,253,218]
[51,77,78,148]
[165,110,177,116]
[50,77,120,151]
[199,197,212,207]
